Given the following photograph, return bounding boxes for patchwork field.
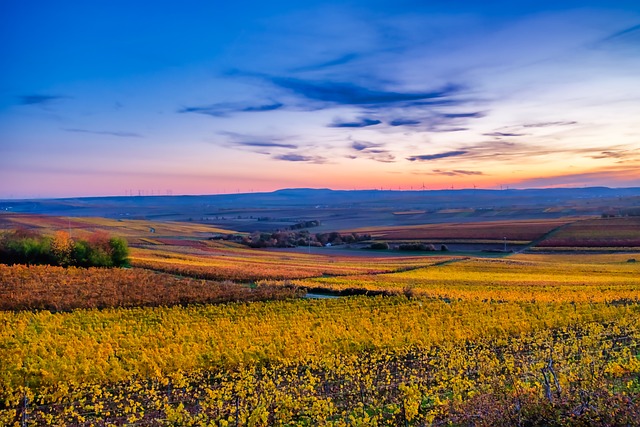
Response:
[346,218,578,243]
[274,254,640,303]
[0,264,302,311]
[130,244,453,281]
[1,212,639,425]
[535,216,640,249]
[0,213,234,245]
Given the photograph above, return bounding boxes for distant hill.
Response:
[1,187,639,232]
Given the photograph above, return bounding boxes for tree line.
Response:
[0,229,129,267]
[214,230,372,248]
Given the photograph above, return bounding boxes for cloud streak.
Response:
[598,23,640,44]
[351,140,382,151]
[521,121,577,128]
[19,95,68,106]
[329,117,381,128]
[273,153,326,164]
[432,169,484,176]
[590,150,638,160]
[389,119,421,126]
[236,141,298,149]
[179,102,284,117]
[244,72,463,106]
[290,53,360,72]
[220,131,300,153]
[484,131,526,137]
[407,151,468,161]
[515,167,640,188]
[64,128,143,138]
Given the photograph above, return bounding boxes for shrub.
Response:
[0,230,53,265]
[369,242,390,250]
[398,243,437,252]
[0,230,129,268]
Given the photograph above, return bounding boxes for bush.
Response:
[0,230,53,265]
[0,230,129,267]
[369,242,390,250]
[398,243,437,252]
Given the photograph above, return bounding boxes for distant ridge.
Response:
[2,186,639,209]
[3,186,640,204]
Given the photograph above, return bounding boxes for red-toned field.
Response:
[130,245,448,281]
[0,264,302,311]
[346,218,580,242]
[537,216,640,248]
[0,213,235,245]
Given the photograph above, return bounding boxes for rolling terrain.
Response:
[1,191,639,425]
[2,187,639,232]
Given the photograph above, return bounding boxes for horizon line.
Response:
[2,185,640,202]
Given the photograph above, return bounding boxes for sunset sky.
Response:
[1,0,640,198]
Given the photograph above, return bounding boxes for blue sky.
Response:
[1,0,639,198]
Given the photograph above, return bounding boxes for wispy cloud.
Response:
[407,150,468,161]
[290,53,360,72]
[64,128,143,138]
[484,131,526,137]
[598,23,640,44]
[222,70,477,137]
[389,119,421,126]
[431,169,484,176]
[589,149,638,160]
[236,141,298,149]
[440,112,485,119]
[220,131,299,153]
[442,141,640,165]
[273,153,326,164]
[384,111,483,133]
[252,73,462,106]
[431,127,468,133]
[367,151,395,163]
[521,121,577,128]
[329,117,381,128]
[351,140,382,151]
[179,102,284,117]
[514,167,640,188]
[19,95,68,106]
[348,140,395,163]
[425,111,484,131]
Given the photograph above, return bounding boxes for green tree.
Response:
[109,237,130,267]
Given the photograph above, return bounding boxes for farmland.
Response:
[129,245,451,281]
[1,210,639,425]
[347,218,576,242]
[2,297,639,425]
[277,254,640,303]
[0,265,302,311]
[0,213,232,246]
[534,216,640,250]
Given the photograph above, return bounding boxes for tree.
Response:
[0,230,52,265]
[79,232,111,267]
[369,242,389,250]
[72,239,91,267]
[51,231,74,266]
[109,236,130,267]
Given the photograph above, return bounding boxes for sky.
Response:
[1,0,640,198]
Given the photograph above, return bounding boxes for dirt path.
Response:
[514,220,581,254]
